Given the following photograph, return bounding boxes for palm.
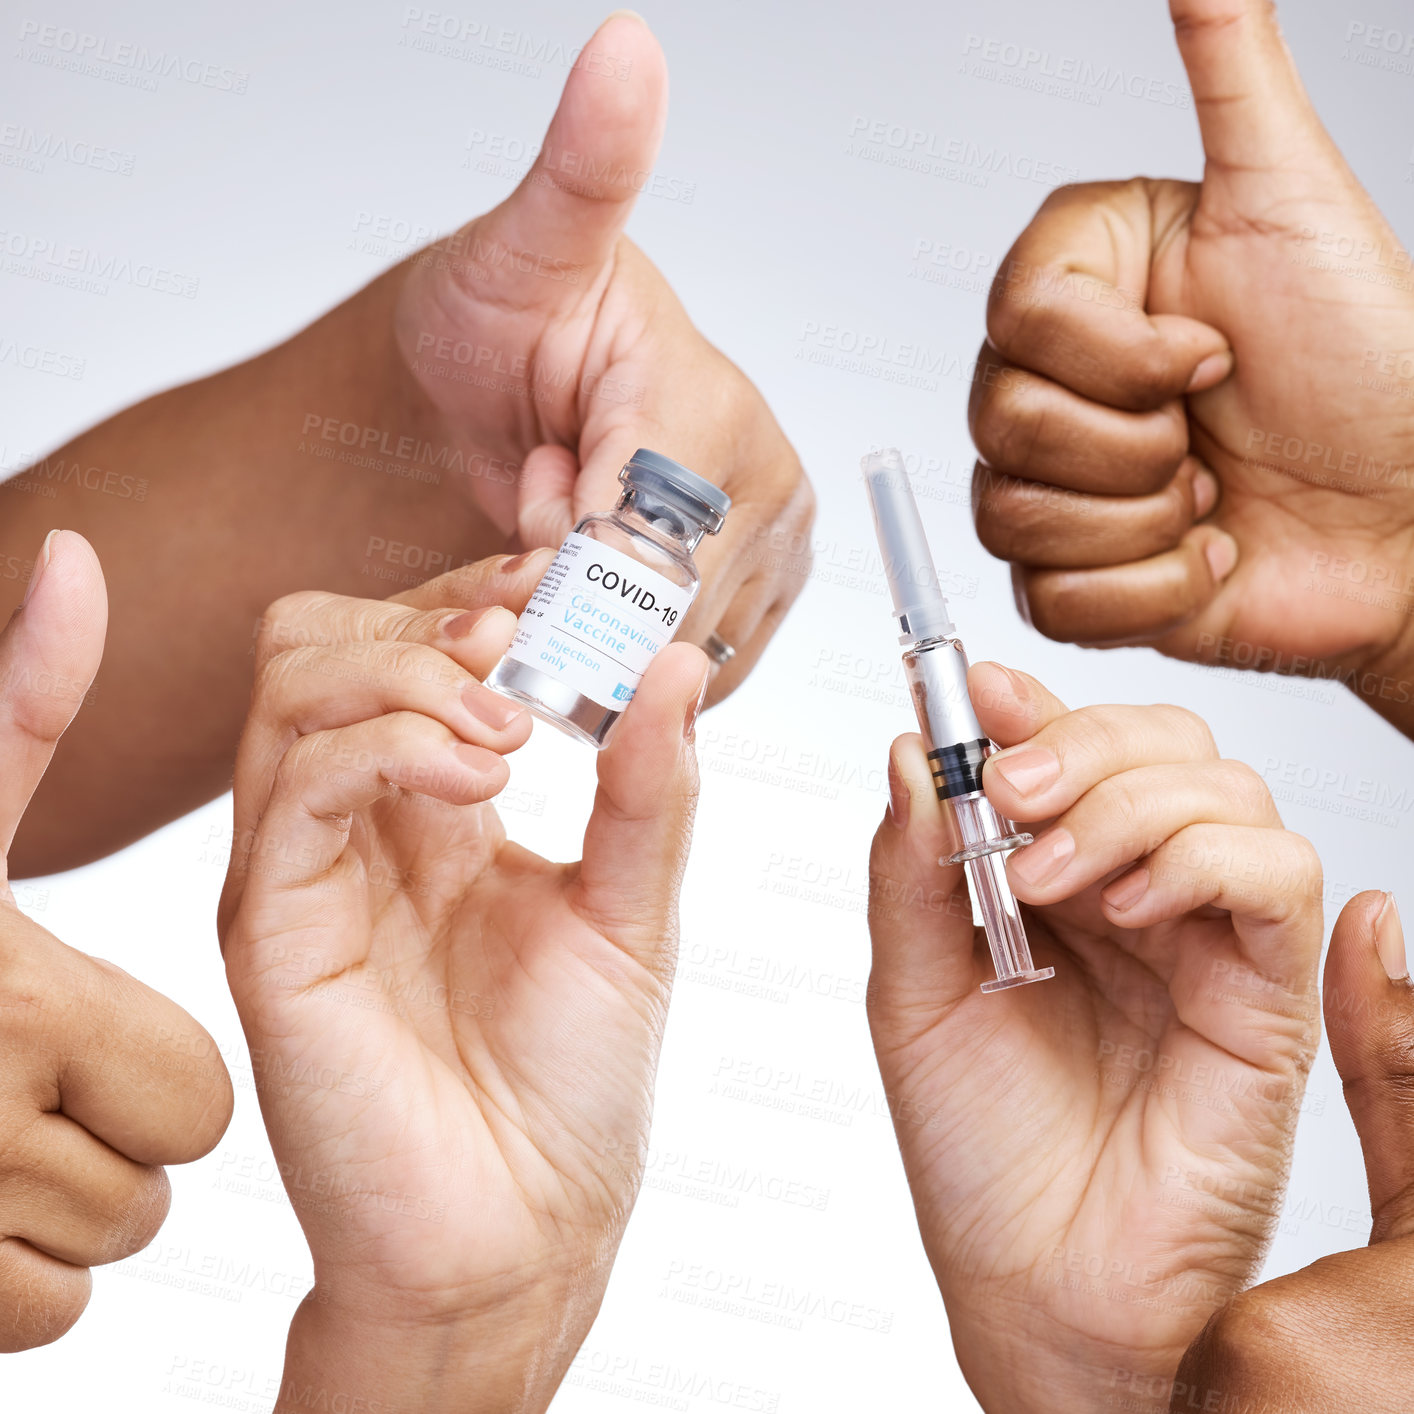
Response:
[889,886,1307,1363]
[227,791,667,1306]
[395,232,685,536]
[1144,158,1414,666]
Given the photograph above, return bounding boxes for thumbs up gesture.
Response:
[970,0,1414,733]
[0,533,231,1349]
[391,12,812,702]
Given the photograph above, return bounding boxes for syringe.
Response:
[864,448,1055,993]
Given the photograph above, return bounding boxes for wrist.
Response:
[278,1265,604,1414]
[1335,603,1414,739]
[269,263,509,572]
[946,1297,1187,1414]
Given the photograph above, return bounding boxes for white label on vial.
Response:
[503,532,694,709]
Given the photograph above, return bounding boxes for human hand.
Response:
[386,11,812,702]
[968,0,1414,734]
[0,531,232,1350]
[1173,891,1413,1413]
[218,552,707,1412]
[867,662,1323,1413]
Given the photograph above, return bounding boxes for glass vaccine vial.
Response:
[485,448,731,748]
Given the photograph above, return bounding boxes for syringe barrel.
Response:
[902,635,984,783]
[902,633,1054,993]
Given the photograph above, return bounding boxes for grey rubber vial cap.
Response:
[621,448,731,534]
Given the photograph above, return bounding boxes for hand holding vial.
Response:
[218,553,710,1414]
[867,663,1323,1414]
[393,11,814,708]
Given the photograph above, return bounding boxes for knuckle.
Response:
[1217,758,1274,816]
[94,1166,172,1264]
[1016,573,1084,643]
[1087,772,1148,839]
[1062,705,1131,767]
[1154,703,1217,758]
[276,730,334,789]
[1152,475,1195,542]
[984,280,1040,361]
[385,640,459,691]
[970,380,1036,472]
[1285,832,1323,887]
[252,646,316,709]
[1125,338,1178,405]
[256,591,331,661]
[0,1261,91,1353]
[1155,400,1190,465]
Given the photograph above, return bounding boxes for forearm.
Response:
[4,269,503,874]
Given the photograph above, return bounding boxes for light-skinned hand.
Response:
[868,662,1322,1414]
[218,551,708,1412]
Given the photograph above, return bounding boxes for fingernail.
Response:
[1191,468,1220,519]
[441,609,492,640]
[1008,828,1075,889]
[606,8,647,22]
[501,550,540,574]
[683,669,709,741]
[1186,350,1234,393]
[887,757,910,829]
[1377,892,1407,982]
[22,529,59,608]
[463,680,523,731]
[1102,866,1151,913]
[989,746,1060,798]
[1204,531,1239,583]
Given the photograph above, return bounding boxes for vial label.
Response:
[502,532,693,709]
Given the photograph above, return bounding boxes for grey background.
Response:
[3,1,1412,1409]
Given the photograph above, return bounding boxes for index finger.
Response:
[251,551,550,670]
[969,661,1221,822]
[987,180,1231,411]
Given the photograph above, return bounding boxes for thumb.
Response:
[866,734,981,1036]
[571,642,706,974]
[1324,890,1414,1243]
[1170,0,1329,171]
[0,531,106,865]
[467,12,666,295]
[515,443,579,551]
